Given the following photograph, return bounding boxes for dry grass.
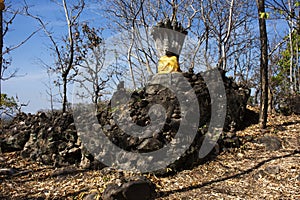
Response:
[1,110,299,199]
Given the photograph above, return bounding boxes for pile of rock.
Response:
[0,112,90,167]
[0,68,250,173]
[91,68,250,173]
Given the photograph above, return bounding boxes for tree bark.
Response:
[0,9,3,106]
[289,28,294,93]
[62,75,67,113]
[268,86,275,114]
[256,0,269,129]
[254,88,260,105]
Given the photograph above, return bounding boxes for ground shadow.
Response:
[158,150,300,198]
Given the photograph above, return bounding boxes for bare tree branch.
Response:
[3,26,42,55]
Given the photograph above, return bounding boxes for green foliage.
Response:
[0,94,17,116]
[1,94,17,109]
[276,31,300,83]
[272,30,300,109]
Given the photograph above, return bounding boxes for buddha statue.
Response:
[151,18,188,73]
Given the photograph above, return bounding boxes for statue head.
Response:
[151,18,188,58]
[151,18,188,73]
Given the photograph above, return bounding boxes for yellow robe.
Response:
[157,55,181,73]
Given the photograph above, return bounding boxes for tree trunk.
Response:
[128,38,136,89]
[0,9,3,106]
[296,41,300,93]
[268,87,275,114]
[295,31,299,93]
[288,0,295,93]
[62,76,67,113]
[204,26,210,69]
[221,0,234,71]
[289,29,294,93]
[257,0,268,129]
[221,44,226,70]
[254,88,259,105]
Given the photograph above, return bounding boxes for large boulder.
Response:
[279,95,300,115]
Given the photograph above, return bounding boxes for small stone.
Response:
[237,153,244,158]
[142,130,153,138]
[255,135,282,151]
[253,170,267,180]
[265,166,280,174]
[173,109,181,114]
[79,156,91,169]
[128,137,139,146]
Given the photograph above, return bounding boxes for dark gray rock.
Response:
[102,183,125,200]
[122,179,156,200]
[1,68,250,173]
[102,177,156,200]
[265,165,280,174]
[0,111,89,167]
[96,69,250,173]
[279,95,300,115]
[0,130,30,153]
[256,135,282,151]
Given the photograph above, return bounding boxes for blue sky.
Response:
[3,1,54,113]
[2,0,107,113]
[1,0,289,113]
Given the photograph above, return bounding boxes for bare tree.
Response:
[0,1,40,112]
[102,0,200,87]
[25,0,85,112]
[43,70,61,113]
[103,0,154,88]
[285,0,297,93]
[75,23,112,107]
[266,0,300,94]
[199,0,257,71]
[0,0,4,104]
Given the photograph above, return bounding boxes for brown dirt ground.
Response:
[1,108,299,200]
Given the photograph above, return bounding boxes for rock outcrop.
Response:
[77,69,250,173]
[0,112,86,167]
[0,68,250,174]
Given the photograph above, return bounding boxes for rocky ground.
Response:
[0,107,299,200]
